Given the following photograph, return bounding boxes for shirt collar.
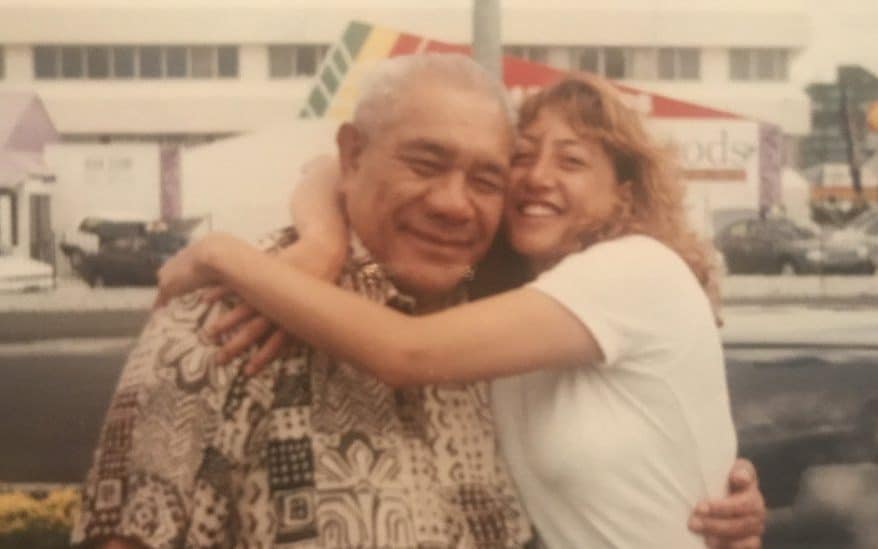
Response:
[345,231,468,313]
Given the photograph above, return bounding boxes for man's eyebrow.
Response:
[397,139,452,158]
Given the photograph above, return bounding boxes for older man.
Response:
[75,54,763,549]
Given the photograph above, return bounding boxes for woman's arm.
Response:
[168,233,604,387]
[194,155,350,373]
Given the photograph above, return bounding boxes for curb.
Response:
[0,309,150,342]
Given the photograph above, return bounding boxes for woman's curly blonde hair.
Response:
[517,74,723,322]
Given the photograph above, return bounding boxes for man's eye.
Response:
[407,159,442,176]
[471,176,503,194]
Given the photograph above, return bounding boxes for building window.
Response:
[604,47,627,79]
[113,47,135,78]
[575,46,700,80]
[217,46,238,78]
[658,48,700,80]
[165,46,188,78]
[269,45,329,78]
[86,47,110,79]
[503,46,549,64]
[61,46,83,78]
[139,46,161,78]
[31,45,239,79]
[190,46,213,78]
[573,47,637,79]
[577,48,600,73]
[573,47,630,78]
[729,49,788,81]
[34,46,56,79]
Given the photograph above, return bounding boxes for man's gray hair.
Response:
[352,53,515,137]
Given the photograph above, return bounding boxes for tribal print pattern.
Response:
[73,228,532,548]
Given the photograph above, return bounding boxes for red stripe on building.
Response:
[616,83,740,120]
[423,41,470,54]
[387,32,743,121]
[390,33,422,57]
[503,57,563,88]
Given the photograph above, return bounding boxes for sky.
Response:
[798,0,878,84]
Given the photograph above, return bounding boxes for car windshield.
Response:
[775,221,815,239]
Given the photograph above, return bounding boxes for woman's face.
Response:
[504,107,624,271]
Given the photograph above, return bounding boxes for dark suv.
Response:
[60,216,202,287]
[716,217,874,275]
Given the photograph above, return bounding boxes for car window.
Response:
[727,222,749,238]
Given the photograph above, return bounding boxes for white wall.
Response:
[0,1,812,136]
[181,119,338,242]
[45,143,161,244]
[647,118,763,237]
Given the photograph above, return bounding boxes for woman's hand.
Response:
[201,290,289,375]
[154,234,229,309]
[201,156,350,375]
[688,458,766,548]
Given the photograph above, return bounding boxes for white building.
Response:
[0,0,811,144]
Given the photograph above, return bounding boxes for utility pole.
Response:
[839,67,864,197]
[472,0,502,81]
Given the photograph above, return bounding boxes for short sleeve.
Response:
[528,236,697,366]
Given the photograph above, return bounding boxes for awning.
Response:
[0,150,54,188]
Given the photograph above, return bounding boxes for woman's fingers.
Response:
[215,316,273,365]
[201,285,231,304]
[244,329,289,376]
[205,303,256,340]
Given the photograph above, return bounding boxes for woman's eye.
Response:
[560,156,586,169]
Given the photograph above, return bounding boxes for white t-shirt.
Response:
[491,235,737,549]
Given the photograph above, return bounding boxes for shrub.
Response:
[0,488,80,549]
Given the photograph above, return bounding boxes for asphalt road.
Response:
[0,341,130,483]
[2,307,878,548]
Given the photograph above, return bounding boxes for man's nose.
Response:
[423,172,475,224]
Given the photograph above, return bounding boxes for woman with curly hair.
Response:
[157,74,737,548]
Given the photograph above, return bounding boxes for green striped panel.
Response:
[342,21,370,58]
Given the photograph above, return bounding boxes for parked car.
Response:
[0,246,54,292]
[716,217,874,275]
[60,214,202,287]
[827,208,878,266]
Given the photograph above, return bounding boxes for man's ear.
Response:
[336,123,365,177]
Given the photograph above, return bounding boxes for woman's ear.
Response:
[336,123,365,176]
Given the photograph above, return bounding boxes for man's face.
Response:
[340,78,511,301]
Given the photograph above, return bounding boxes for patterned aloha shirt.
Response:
[72,227,532,549]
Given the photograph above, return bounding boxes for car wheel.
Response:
[90,273,105,288]
[69,250,85,270]
[780,259,799,276]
